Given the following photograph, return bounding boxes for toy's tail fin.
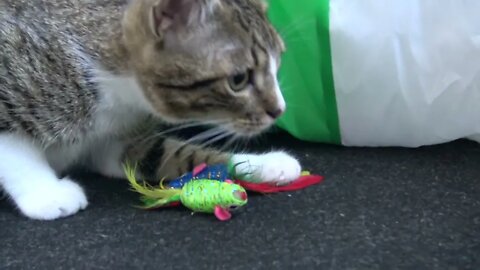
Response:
[124,163,182,207]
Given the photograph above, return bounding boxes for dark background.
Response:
[1,132,479,270]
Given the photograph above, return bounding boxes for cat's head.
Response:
[122,0,285,137]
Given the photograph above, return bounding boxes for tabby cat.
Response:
[0,0,301,220]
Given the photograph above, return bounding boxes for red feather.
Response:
[234,175,324,193]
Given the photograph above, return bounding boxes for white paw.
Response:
[15,178,88,220]
[231,152,302,184]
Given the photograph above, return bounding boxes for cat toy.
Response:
[167,162,324,194]
[125,163,324,221]
[125,164,248,221]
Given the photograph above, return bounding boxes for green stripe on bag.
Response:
[268,0,341,144]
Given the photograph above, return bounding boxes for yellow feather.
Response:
[123,163,181,200]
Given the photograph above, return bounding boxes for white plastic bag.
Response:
[330,0,480,147]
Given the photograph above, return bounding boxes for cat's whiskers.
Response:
[137,119,230,145]
[171,129,237,172]
[278,18,315,42]
[217,133,239,153]
[169,128,242,175]
[135,122,203,144]
[156,126,229,174]
[195,129,235,150]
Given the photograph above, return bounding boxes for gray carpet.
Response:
[1,133,479,270]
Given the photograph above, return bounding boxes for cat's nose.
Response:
[266,108,284,119]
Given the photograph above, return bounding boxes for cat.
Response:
[0,0,302,220]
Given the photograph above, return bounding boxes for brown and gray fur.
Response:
[0,0,296,220]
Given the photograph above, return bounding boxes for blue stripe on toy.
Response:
[167,164,229,189]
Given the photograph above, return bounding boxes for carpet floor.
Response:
[1,133,479,270]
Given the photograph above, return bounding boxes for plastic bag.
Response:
[269,0,480,147]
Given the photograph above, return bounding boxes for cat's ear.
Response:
[150,0,220,38]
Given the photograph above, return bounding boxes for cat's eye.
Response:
[227,71,251,92]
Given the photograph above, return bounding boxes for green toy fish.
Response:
[124,165,248,221]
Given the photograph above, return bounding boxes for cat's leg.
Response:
[85,139,130,179]
[120,137,301,183]
[0,133,87,220]
[84,137,220,180]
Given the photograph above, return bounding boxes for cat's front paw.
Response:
[15,178,88,220]
[231,152,302,184]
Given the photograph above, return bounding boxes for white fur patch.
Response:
[0,66,153,219]
[46,68,152,176]
[231,151,301,184]
[71,44,150,136]
[91,68,154,136]
[15,177,88,220]
[86,139,128,179]
[46,68,152,179]
[0,133,87,220]
[78,68,154,178]
[269,55,286,112]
